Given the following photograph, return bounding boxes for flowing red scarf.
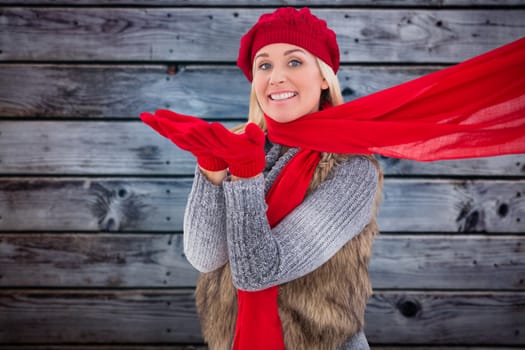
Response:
[232,37,525,349]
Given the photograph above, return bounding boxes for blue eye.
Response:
[289,59,302,67]
[259,63,271,70]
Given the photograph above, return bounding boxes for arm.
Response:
[222,156,379,291]
[183,167,228,272]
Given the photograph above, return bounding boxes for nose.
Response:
[269,67,286,85]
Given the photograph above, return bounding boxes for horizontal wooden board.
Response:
[373,348,521,350]
[0,178,523,232]
[0,290,201,344]
[1,120,524,176]
[365,291,525,344]
[2,0,524,6]
[1,8,523,62]
[1,233,524,290]
[0,233,199,288]
[0,347,517,350]
[369,235,525,290]
[0,177,193,232]
[0,121,199,175]
[0,290,523,344]
[381,178,525,233]
[0,347,206,350]
[0,64,437,118]
[0,347,207,350]
[376,154,525,177]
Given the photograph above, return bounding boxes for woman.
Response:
[141,7,524,350]
[188,8,381,350]
[143,7,380,349]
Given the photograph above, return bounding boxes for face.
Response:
[252,43,328,123]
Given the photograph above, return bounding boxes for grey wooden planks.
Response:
[0,290,523,344]
[1,120,524,175]
[1,8,523,62]
[1,233,524,290]
[0,178,523,232]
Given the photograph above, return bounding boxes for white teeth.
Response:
[270,92,296,101]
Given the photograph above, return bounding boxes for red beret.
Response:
[237,7,340,82]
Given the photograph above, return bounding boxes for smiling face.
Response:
[252,43,329,123]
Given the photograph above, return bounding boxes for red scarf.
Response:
[233,37,525,349]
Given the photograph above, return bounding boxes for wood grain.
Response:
[1,233,524,290]
[0,233,199,288]
[0,347,517,350]
[2,0,524,6]
[380,178,525,233]
[366,291,525,344]
[0,290,202,343]
[0,177,193,232]
[369,235,525,290]
[0,64,435,118]
[1,178,523,232]
[0,120,200,175]
[1,120,524,176]
[0,346,207,350]
[1,8,523,62]
[0,347,518,350]
[0,290,523,344]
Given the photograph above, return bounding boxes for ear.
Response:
[321,78,329,90]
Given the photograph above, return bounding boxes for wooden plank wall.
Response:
[0,1,524,349]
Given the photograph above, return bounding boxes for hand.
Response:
[208,122,266,178]
[140,110,227,171]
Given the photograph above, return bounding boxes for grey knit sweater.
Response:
[184,143,378,350]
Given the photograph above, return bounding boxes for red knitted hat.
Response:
[237,7,340,81]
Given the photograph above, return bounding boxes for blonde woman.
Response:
[143,8,381,349]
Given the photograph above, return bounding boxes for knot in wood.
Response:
[397,298,421,318]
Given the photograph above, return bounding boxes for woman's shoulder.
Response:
[331,154,381,184]
[306,153,381,195]
[305,154,380,198]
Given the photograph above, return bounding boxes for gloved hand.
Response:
[208,122,266,178]
[140,110,227,171]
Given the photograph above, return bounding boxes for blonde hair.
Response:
[233,58,354,192]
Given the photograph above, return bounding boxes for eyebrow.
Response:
[284,49,306,56]
[254,48,306,61]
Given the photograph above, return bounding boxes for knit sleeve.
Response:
[222,156,378,291]
[183,167,228,273]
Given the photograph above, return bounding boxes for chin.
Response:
[265,110,302,123]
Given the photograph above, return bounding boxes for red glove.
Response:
[208,122,266,178]
[140,110,227,171]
